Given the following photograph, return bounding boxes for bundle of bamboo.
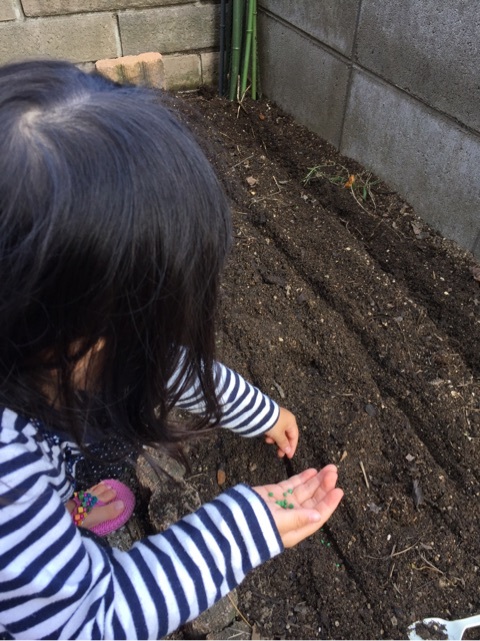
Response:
[219,0,258,100]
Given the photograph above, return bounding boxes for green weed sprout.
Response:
[303,161,380,211]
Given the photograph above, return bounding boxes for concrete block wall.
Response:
[0,0,220,90]
[258,0,480,259]
[2,0,478,258]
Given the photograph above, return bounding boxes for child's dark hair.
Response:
[0,59,232,452]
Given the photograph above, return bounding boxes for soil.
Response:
[161,89,480,640]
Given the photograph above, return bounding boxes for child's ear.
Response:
[71,338,106,391]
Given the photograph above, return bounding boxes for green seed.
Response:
[288,503,294,509]
[288,489,293,494]
[268,492,274,497]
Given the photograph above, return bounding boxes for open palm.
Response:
[254,466,343,548]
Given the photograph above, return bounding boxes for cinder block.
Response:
[259,0,360,57]
[258,12,349,148]
[0,0,16,21]
[162,53,201,91]
[0,12,118,64]
[96,52,164,87]
[77,62,96,74]
[119,4,219,56]
[21,0,189,18]
[341,71,480,259]
[200,51,219,87]
[356,1,480,132]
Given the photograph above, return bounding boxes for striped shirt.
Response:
[0,363,282,639]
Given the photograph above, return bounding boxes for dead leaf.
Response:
[367,502,382,514]
[411,222,423,236]
[272,380,285,399]
[344,174,355,188]
[470,265,480,282]
[412,479,424,508]
[246,176,258,187]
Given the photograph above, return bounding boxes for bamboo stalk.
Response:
[239,0,254,97]
[251,0,257,99]
[228,0,245,100]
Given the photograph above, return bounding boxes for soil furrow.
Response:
[165,92,480,640]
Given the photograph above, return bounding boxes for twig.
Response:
[359,460,370,489]
[412,554,444,575]
[272,380,286,399]
[250,188,282,204]
[349,185,375,218]
[389,561,396,579]
[392,582,403,596]
[419,553,445,574]
[390,542,418,558]
[365,541,420,561]
[230,153,254,169]
[388,544,396,579]
[272,175,286,190]
[227,593,252,629]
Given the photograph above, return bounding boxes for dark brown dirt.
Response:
[164,90,480,640]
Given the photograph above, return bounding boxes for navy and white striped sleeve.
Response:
[0,410,283,640]
[175,361,280,437]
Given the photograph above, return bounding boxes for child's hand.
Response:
[253,466,343,548]
[263,407,299,458]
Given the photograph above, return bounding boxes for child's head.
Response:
[0,59,231,447]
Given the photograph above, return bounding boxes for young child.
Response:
[0,59,343,640]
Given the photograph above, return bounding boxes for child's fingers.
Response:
[285,427,299,458]
[287,466,338,505]
[263,407,299,459]
[253,469,318,508]
[273,427,299,459]
[304,465,339,498]
[280,488,344,548]
[264,432,290,457]
[278,468,319,492]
